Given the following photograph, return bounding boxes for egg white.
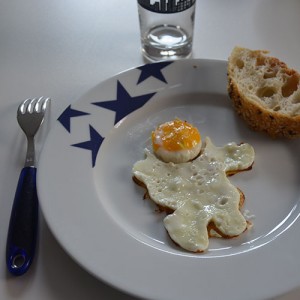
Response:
[154,141,202,163]
[132,137,255,252]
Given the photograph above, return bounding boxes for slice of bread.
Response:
[227,46,300,138]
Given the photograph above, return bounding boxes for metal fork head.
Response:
[17,97,51,137]
[17,97,51,167]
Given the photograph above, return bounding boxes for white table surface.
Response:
[1,0,300,299]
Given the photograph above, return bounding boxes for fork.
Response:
[6,97,50,276]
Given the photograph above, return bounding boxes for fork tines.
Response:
[19,97,51,114]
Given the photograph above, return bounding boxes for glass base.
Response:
[142,24,193,61]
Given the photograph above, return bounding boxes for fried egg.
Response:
[132,136,255,253]
[151,119,202,163]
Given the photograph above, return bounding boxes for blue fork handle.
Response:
[6,166,38,276]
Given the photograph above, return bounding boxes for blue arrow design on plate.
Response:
[57,105,90,133]
[92,81,156,124]
[71,125,104,168]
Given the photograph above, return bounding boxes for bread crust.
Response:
[228,77,300,138]
[227,47,300,139]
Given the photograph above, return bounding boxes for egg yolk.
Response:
[152,119,201,152]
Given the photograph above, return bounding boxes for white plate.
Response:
[38,59,300,300]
